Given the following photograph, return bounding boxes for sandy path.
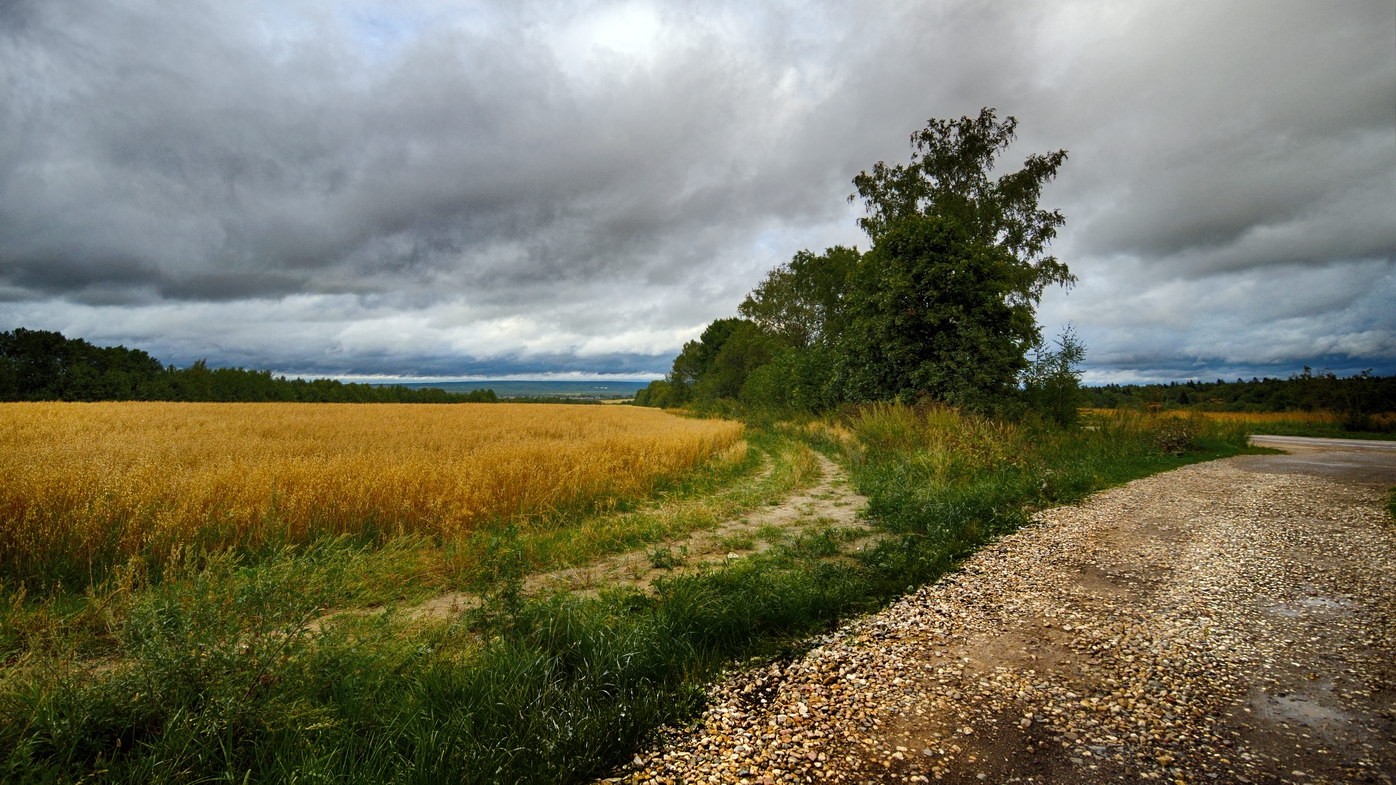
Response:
[326,452,871,625]
[608,438,1396,784]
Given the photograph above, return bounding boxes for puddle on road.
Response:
[1263,594,1350,618]
[1249,686,1356,729]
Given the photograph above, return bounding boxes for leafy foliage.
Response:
[739,246,860,349]
[835,216,1039,408]
[849,107,1073,299]
[1022,325,1086,426]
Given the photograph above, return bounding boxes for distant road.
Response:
[1246,434,1396,484]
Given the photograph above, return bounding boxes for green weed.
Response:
[715,534,756,552]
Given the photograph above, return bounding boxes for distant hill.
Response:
[387,380,648,400]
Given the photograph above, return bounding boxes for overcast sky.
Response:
[2,0,1393,383]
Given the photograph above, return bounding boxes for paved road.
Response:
[1244,434,1396,485]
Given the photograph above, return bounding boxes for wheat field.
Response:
[0,402,743,582]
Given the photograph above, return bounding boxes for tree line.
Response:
[1080,370,1395,417]
[0,328,498,403]
[637,108,1085,423]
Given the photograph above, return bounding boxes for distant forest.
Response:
[0,328,498,403]
[1079,370,1395,415]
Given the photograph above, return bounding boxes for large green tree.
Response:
[651,108,1074,414]
[835,216,1039,407]
[665,318,746,405]
[692,321,780,402]
[850,107,1072,301]
[831,108,1073,409]
[734,245,860,411]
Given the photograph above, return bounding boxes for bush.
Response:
[1148,413,1206,454]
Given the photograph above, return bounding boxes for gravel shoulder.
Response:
[606,438,1396,784]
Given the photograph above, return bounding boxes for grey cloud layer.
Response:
[1,0,1392,380]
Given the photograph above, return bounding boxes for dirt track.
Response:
[315,451,871,628]
[606,437,1396,784]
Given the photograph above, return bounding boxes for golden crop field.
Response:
[0,402,743,582]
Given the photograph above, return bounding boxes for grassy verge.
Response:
[1245,421,1396,440]
[1,407,1254,783]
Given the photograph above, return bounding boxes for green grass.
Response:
[0,406,1256,783]
[448,430,817,590]
[715,534,756,551]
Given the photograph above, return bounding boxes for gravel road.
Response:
[603,437,1396,784]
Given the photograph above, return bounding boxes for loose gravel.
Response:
[600,450,1396,784]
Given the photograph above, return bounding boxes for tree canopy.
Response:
[643,108,1078,416]
[834,216,1039,408]
[850,107,1072,302]
[738,245,859,349]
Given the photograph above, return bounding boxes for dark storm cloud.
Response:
[1,0,1392,380]
[1039,1,1395,278]
[1,0,876,311]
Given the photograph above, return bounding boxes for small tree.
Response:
[1022,325,1086,426]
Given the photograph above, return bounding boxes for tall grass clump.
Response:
[841,403,1250,576]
